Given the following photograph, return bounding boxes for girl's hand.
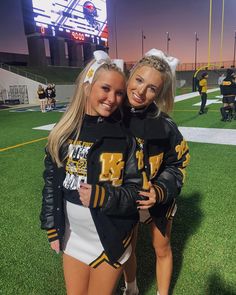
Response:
[50,240,60,254]
[137,182,156,210]
[78,183,92,207]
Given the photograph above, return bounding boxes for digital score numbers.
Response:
[32,0,108,46]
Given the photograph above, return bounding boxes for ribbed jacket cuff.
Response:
[153,183,166,204]
[47,229,59,242]
[90,184,106,208]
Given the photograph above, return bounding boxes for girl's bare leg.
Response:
[122,225,139,294]
[88,262,124,295]
[150,221,173,295]
[63,253,90,295]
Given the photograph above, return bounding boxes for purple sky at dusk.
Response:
[0,0,236,64]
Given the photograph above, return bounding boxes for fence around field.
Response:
[126,60,236,72]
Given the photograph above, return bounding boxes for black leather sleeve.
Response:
[89,137,141,216]
[40,149,57,231]
[151,118,190,205]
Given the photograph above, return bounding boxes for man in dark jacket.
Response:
[220,69,236,121]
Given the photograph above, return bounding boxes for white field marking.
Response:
[174,88,219,102]
[193,99,222,106]
[179,127,236,146]
[33,123,56,131]
[33,123,236,146]
[33,88,236,146]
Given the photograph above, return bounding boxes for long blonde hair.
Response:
[128,55,176,114]
[47,59,125,167]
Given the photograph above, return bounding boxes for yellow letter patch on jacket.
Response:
[99,153,124,186]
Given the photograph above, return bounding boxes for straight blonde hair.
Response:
[47,60,125,167]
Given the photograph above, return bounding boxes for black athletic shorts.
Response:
[222,96,235,104]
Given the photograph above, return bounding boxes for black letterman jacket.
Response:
[124,103,190,235]
[221,75,236,96]
[40,115,142,264]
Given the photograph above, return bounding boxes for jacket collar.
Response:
[125,102,158,118]
[125,102,170,140]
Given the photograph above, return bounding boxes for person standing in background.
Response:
[37,84,46,113]
[220,69,236,121]
[51,83,56,109]
[198,72,208,115]
[45,84,53,111]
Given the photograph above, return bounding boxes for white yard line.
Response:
[34,123,236,146]
[179,127,236,146]
[34,88,236,146]
[33,123,55,131]
[175,88,219,102]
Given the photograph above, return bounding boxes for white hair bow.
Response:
[145,48,179,74]
[84,50,124,83]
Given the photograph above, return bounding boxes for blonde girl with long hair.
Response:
[40,50,154,295]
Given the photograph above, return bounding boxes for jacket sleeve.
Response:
[88,137,141,216]
[40,148,59,242]
[151,118,190,206]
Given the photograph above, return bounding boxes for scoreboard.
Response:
[21,0,108,46]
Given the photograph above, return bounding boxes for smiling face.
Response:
[85,69,126,117]
[127,65,164,109]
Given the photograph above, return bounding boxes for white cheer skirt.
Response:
[63,201,131,268]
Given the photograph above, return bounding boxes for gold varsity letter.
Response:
[99,153,124,186]
[175,140,189,160]
[149,153,164,179]
[136,150,144,169]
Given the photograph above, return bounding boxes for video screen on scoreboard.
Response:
[21,0,108,45]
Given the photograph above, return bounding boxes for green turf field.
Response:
[0,90,235,295]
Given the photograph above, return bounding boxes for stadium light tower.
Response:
[220,0,225,67]
[166,32,171,55]
[114,0,118,58]
[233,31,236,68]
[194,32,199,70]
[141,31,146,56]
[207,0,213,67]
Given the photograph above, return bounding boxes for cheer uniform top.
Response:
[45,87,54,99]
[37,89,45,100]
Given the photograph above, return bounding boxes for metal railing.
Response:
[126,60,235,72]
[0,63,47,84]
[177,60,235,71]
